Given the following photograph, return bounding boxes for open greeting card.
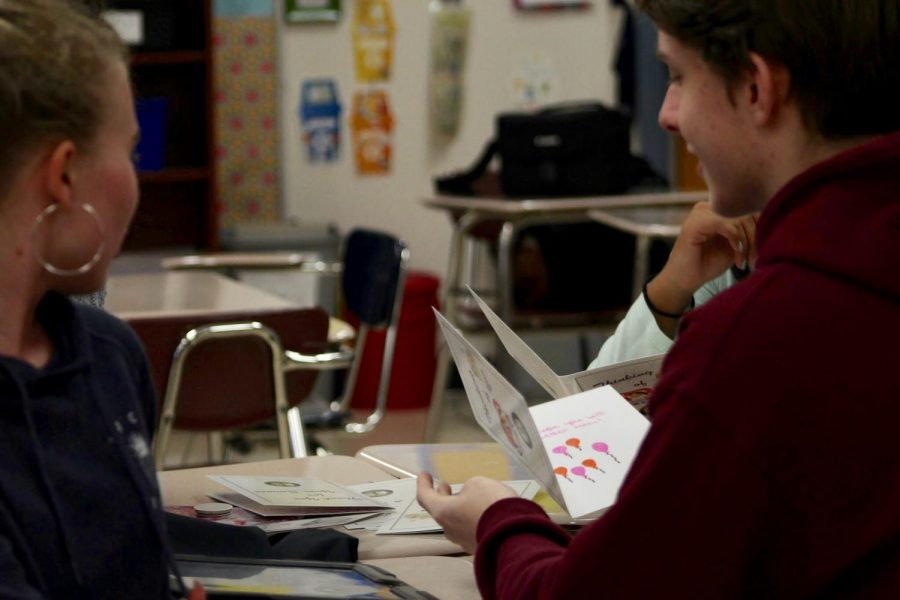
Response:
[435,300,654,520]
[467,286,664,409]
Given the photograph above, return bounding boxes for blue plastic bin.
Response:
[135,97,168,171]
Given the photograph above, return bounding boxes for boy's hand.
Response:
[416,473,517,555]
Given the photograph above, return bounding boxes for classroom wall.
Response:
[278,2,624,278]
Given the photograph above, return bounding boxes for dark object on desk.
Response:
[166,513,358,562]
[434,102,667,198]
[498,102,633,197]
[174,554,437,600]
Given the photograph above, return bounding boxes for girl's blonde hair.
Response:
[0,0,128,191]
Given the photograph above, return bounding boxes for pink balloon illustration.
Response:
[552,445,573,459]
[570,465,595,483]
[592,441,620,463]
[554,466,573,482]
[565,437,582,451]
[582,458,605,474]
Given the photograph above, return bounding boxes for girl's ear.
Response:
[42,140,77,209]
[746,52,791,126]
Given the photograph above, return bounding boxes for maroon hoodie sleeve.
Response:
[473,304,773,599]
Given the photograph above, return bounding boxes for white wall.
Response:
[279,2,623,279]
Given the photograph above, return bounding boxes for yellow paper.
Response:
[352,0,395,82]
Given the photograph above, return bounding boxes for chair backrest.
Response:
[341,229,407,327]
[128,306,329,430]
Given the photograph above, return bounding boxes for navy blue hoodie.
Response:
[0,293,174,598]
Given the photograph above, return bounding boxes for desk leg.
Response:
[287,406,310,458]
[426,214,476,442]
[497,221,516,321]
[425,344,452,442]
[632,234,652,300]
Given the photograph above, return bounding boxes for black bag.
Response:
[434,101,666,198]
[497,102,632,197]
[432,102,670,313]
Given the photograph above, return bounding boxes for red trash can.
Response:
[348,272,440,410]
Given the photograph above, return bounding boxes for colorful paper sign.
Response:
[352,0,395,82]
[429,1,471,139]
[510,51,559,109]
[299,78,342,162]
[284,0,341,23]
[350,89,394,175]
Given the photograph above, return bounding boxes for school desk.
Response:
[356,443,592,525]
[157,456,464,560]
[422,191,705,440]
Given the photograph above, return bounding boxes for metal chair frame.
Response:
[297,237,410,435]
[153,321,352,469]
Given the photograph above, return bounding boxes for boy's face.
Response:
[656,31,767,217]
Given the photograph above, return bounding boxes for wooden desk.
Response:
[161,252,340,275]
[363,556,478,600]
[158,456,464,560]
[423,191,705,440]
[106,271,296,320]
[424,191,704,325]
[357,442,531,482]
[107,271,352,344]
[356,443,585,525]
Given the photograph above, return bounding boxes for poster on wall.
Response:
[284,0,342,23]
[350,90,394,176]
[429,1,471,140]
[514,0,591,9]
[299,79,342,163]
[352,0,395,82]
[510,52,559,109]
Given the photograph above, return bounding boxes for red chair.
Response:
[128,306,347,469]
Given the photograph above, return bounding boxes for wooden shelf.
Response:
[138,167,210,184]
[114,0,217,251]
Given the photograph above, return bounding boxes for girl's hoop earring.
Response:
[31,203,105,277]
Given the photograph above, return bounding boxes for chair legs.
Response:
[286,407,311,457]
[153,321,313,469]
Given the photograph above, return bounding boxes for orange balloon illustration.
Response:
[582,458,605,473]
[565,438,582,451]
[554,466,572,482]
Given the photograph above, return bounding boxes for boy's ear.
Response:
[746,52,791,126]
[42,140,77,209]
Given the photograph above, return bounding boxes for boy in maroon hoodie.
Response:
[418,1,900,597]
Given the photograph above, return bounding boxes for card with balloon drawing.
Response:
[436,311,650,521]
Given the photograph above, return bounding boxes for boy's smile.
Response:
[656,32,767,218]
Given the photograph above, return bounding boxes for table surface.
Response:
[357,443,589,525]
[158,456,463,560]
[161,252,314,271]
[357,442,532,482]
[424,190,706,216]
[588,203,694,238]
[106,271,296,320]
[363,556,478,600]
[107,271,354,347]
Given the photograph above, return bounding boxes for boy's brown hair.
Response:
[637,0,900,139]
